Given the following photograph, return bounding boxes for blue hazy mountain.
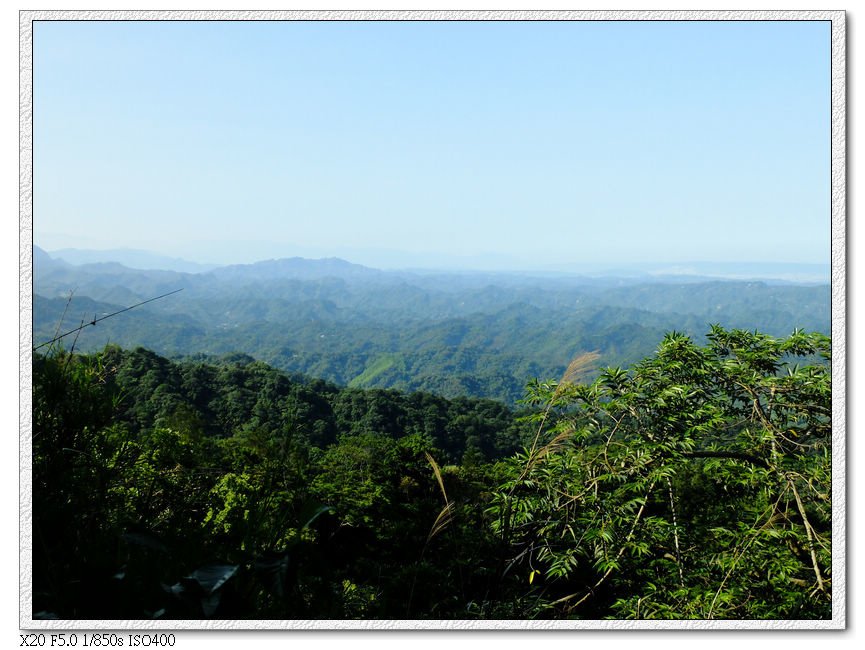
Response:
[208,256,386,282]
[46,247,219,274]
[37,245,830,283]
[31,246,831,404]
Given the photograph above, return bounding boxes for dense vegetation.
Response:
[33,249,831,404]
[31,327,832,620]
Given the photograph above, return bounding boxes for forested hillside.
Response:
[28,11,836,626]
[33,249,831,404]
[32,327,832,620]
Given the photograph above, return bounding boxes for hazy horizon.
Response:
[35,235,832,273]
[35,241,830,284]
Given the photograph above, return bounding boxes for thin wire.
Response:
[33,288,184,351]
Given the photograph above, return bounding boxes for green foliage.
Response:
[31,344,525,619]
[32,349,127,617]
[487,327,831,619]
[31,326,832,620]
[34,265,830,406]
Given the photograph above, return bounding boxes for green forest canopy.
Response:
[33,251,831,405]
[31,326,832,620]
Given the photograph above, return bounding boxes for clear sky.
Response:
[32,19,831,270]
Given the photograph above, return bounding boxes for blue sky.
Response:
[32,19,831,270]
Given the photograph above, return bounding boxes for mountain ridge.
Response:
[34,245,830,284]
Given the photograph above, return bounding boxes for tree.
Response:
[488,327,831,619]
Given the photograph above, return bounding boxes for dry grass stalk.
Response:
[527,350,602,460]
[425,451,449,504]
[424,451,454,543]
[557,350,602,393]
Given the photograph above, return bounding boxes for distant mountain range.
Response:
[44,247,220,274]
[207,256,385,282]
[36,245,831,284]
[31,245,831,404]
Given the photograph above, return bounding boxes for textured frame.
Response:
[19,9,847,631]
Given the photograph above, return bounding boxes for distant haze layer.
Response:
[38,245,830,284]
